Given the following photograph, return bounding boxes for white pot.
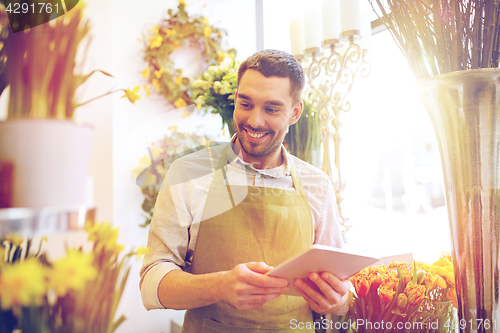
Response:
[0,119,93,208]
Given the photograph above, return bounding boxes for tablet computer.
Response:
[265,244,379,296]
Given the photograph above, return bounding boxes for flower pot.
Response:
[416,69,500,332]
[0,119,93,208]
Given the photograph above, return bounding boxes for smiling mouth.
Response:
[245,128,269,139]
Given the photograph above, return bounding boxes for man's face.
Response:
[233,69,302,169]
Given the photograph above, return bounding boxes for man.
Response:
[140,49,350,332]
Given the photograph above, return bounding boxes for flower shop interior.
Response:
[2,0,497,332]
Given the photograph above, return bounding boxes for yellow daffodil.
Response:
[175,76,184,85]
[142,173,157,188]
[135,246,150,260]
[143,84,151,97]
[112,244,125,256]
[0,258,46,310]
[152,147,164,159]
[140,155,152,166]
[152,79,160,92]
[174,98,187,109]
[154,68,164,79]
[149,34,163,49]
[203,17,209,26]
[173,41,180,50]
[168,125,178,132]
[179,0,187,6]
[203,26,212,38]
[122,85,141,104]
[149,24,160,34]
[163,28,175,37]
[155,164,164,175]
[85,222,120,253]
[196,103,202,110]
[48,250,97,297]
[141,68,150,79]
[217,52,225,64]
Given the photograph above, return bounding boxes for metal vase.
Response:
[416,69,500,332]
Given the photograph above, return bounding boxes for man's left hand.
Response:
[294,272,350,315]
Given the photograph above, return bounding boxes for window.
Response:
[263,0,451,262]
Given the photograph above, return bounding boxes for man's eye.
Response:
[266,107,279,112]
[241,103,252,108]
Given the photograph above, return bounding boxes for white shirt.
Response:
[140,141,343,310]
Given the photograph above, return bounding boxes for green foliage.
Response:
[135,131,217,227]
[285,100,322,166]
[191,57,239,135]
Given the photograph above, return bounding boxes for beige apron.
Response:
[181,145,315,332]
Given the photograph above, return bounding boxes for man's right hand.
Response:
[220,262,290,311]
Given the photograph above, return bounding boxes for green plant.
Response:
[370,0,500,79]
[133,129,217,227]
[0,222,148,333]
[191,57,239,135]
[284,100,322,166]
[3,1,137,119]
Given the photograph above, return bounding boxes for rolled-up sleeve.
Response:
[139,163,191,310]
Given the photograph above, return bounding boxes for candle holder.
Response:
[297,37,370,236]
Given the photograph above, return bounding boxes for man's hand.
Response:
[220,262,290,311]
[294,272,350,315]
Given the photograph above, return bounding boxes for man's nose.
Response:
[247,108,265,128]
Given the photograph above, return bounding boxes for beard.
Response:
[234,122,285,159]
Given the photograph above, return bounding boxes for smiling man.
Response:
[140,49,349,332]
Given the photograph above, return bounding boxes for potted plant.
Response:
[370,1,500,330]
[0,222,149,333]
[0,1,138,208]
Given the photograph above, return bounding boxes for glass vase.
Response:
[416,69,500,333]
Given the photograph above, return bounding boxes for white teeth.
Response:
[248,131,265,138]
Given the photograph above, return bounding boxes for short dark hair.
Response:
[237,49,305,104]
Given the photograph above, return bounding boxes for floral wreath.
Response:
[142,0,235,109]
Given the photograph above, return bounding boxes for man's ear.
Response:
[289,100,303,126]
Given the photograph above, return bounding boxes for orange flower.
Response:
[383,276,399,291]
[351,274,371,298]
[369,272,385,290]
[397,293,408,308]
[406,282,425,306]
[379,285,396,304]
[402,271,412,286]
[447,287,458,308]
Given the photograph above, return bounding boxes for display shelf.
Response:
[0,206,95,237]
